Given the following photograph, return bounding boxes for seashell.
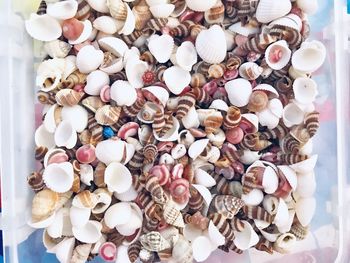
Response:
[43,162,74,193]
[55,89,83,107]
[188,139,210,160]
[239,62,263,80]
[127,241,141,262]
[54,237,76,263]
[148,34,174,64]
[269,14,302,32]
[125,58,149,89]
[243,205,273,223]
[163,201,185,228]
[25,14,62,42]
[140,231,171,252]
[72,190,99,209]
[247,91,269,113]
[292,40,326,73]
[44,40,72,59]
[172,236,193,263]
[109,80,137,107]
[176,41,198,71]
[176,92,197,121]
[256,0,292,23]
[65,19,92,45]
[72,220,102,243]
[204,111,223,134]
[228,22,260,37]
[241,188,264,206]
[163,66,191,95]
[143,86,169,107]
[208,64,225,79]
[86,0,109,12]
[223,106,242,130]
[209,213,235,240]
[70,206,90,229]
[181,106,200,129]
[35,124,55,149]
[77,46,104,74]
[133,1,152,30]
[171,144,187,160]
[282,103,305,128]
[293,77,318,105]
[290,219,309,240]
[170,178,190,204]
[96,139,135,165]
[143,143,158,164]
[204,0,225,24]
[139,248,154,263]
[297,0,318,15]
[186,0,216,12]
[104,202,133,229]
[207,128,226,147]
[265,40,292,70]
[194,168,216,188]
[71,243,91,263]
[107,0,127,20]
[192,236,212,262]
[225,78,253,107]
[36,58,65,92]
[195,25,227,64]
[150,4,176,18]
[47,0,78,20]
[93,16,122,35]
[146,175,166,204]
[273,233,297,254]
[61,105,89,133]
[27,171,46,192]
[31,189,59,223]
[118,4,137,35]
[295,197,316,227]
[191,73,207,88]
[210,195,244,219]
[233,221,259,250]
[105,162,133,193]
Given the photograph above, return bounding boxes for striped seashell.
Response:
[188,186,205,211]
[259,123,289,140]
[108,0,127,20]
[133,0,152,30]
[255,237,274,254]
[143,144,158,164]
[194,61,211,75]
[27,171,45,192]
[144,200,162,221]
[193,87,211,107]
[247,91,269,112]
[190,73,206,88]
[120,30,144,46]
[144,18,168,33]
[128,149,145,171]
[235,0,259,17]
[240,133,272,151]
[35,146,48,161]
[278,153,308,164]
[142,217,159,233]
[63,70,87,89]
[190,24,206,40]
[226,55,244,70]
[225,3,239,21]
[205,0,225,24]
[210,213,235,240]
[242,205,274,223]
[132,174,144,192]
[78,130,91,145]
[241,34,278,54]
[110,117,128,132]
[145,175,165,204]
[152,106,166,135]
[137,189,152,209]
[75,0,91,20]
[122,97,146,118]
[107,231,125,247]
[140,51,156,65]
[140,231,171,252]
[94,162,106,187]
[155,65,167,82]
[290,220,309,240]
[223,106,241,130]
[55,89,84,107]
[161,112,175,136]
[222,144,242,163]
[175,91,196,121]
[82,97,104,113]
[95,105,121,126]
[268,65,290,82]
[210,195,245,219]
[170,20,195,38]
[74,190,98,209]
[304,111,320,138]
[230,217,245,232]
[204,113,223,134]
[163,201,185,228]
[157,247,173,262]
[208,64,226,79]
[128,240,142,263]
[242,166,265,194]
[239,62,263,80]
[110,71,127,82]
[219,240,243,254]
[36,0,47,15]
[184,211,210,230]
[71,174,81,193]
[37,91,56,105]
[275,76,293,94]
[65,148,76,160]
[268,25,302,49]
[281,134,301,153]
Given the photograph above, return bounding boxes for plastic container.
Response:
[0,0,349,263]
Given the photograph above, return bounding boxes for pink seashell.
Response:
[117,122,139,140]
[231,161,244,175]
[203,80,218,96]
[150,164,170,186]
[99,242,117,262]
[180,10,204,23]
[157,142,175,153]
[223,69,238,81]
[215,78,227,87]
[76,144,96,164]
[239,119,255,134]
[100,85,111,102]
[226,127,244,144]
[274,172,293,198]
[171,163,184,180]
[169,178,190,203]
[235,34,248,46]
[48,152,69,165]
[74,84,85,92]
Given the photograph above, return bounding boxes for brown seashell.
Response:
[188,186,204,211]
[37,91,56,105]
[27,171,46,192]
[71,243,92,263]
[144,18,168,33]
[122,97,146,118]
[235,0,259,17]
[204,113,223,134]
[163,201,185,228]
[157,247,173,262]
[132,174,144,192]
[152,106,166,135]
[208,64,226,79]
[36,0,47,15]
[144,200,162,221]
[247,91,269,112]
[128,149,145,171]
[226,55,244,70]
[145,175,165,204]
[190,73,206,88]
[239,62,263,80]
[281,134,301,153]
[71,174,81,193]
[35,146,48,161]
[268,25,302,49]
[107,230,125,247]
[260,123,288,140]
[242,166,265,194]
[82,96,105,113]
[142,217,159,233]
[268,64,290,82]
[212,172,235,195]
[78,129,92,145]
[140,231,170,252]
[176,91,196,121]
[223,106,241,130]
[240,133,272,151]
[242,205,273,223]
[63,70,87,89]
[170,20,195,38]
[304,111,320,138]
[205,0,225,24]
[94,162,106,187]
[155,65,167,82]
[210,195,245,219]
[290,220,309,240]
[210,213,235,240]
[128,240,142,262]
[190,24,206,40]
[278,153,308,164]
[75,0,91,20]
[230,217,245,232]
[242,33,278,54]
[133,1,152,30]
[143,144,158,164]
[74,190,99,209]
[95,105,121,126]
[194,61,211,75]
[88,114,103,144]
[108,0,128,20]
[55,89,84,107]
[255,237,273,254]
[140,51,156,65]
[275,76,293,93]
[31,189,59,222]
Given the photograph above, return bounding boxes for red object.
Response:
[62,18,84,41]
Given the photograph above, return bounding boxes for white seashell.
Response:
[70,206,90,228]
[176,41,198,71]
[143,86,169,107]
[105,162,133,193]
[188,139,210,160]
[146,0,168,5]
[257,109,279,130]
[295,197,316,227]
[171,144,187,159]
[87,0,109,12]
[93,16,122,35]
[166,97,180,110]
[104,202,132,228]
[154,117,180,142]
[115,245,132,263]
[93,188,112,214]
[192,236,212,262]
[44,40,72,59]
[241,113,259,133]
[290,155,318,174]
[72,220,102,243]
[233,221,259,250]
[110,80,137,106]
[228,22,260,37]
[239,150,261,165]
[299,139,313,156]
[25,14,62,42]
[115,205,143,235]
[36,58,65,92]
[150,4,175,18]
[125,58,149,88]
[195,25,227,64]
[43,162,74,193]
[47,0,78,20]
[292,40,326,73]
[296,171,316,198]
[274,233,297,253]
[84,70,110,96]
[225,30,235,51]
[262,166,279,194]
[297,0,318,15]
[47,208,66,238]
[209,100,228,112]
[119,4,136,35]
[183,224,202,242]
[54,120,77,149]
[55,238,75,263]
[256,0,292,23]
[99,37,128,57]
[268,98,284,118]
[194,169,216,187]
[288,66,309,80]
[159,153,175,165]
[182,107,200,129]
[208,220,225,247]
[269,14,302,31]
[254,219,270,230]
[277,210,295,233]
[186,0,216,12]
[265,40,291,70]
[148,34,175,63]
[263,195,279,215]
[278,165,297,191]
[273,198,289,227]
[76,45,104,74]
[61,105,89,133]
[163,66,191,95]
[96,139,135,165]
[63,55,77,80]
[192,184,212,208]
[114,185,138,201]
[79,164,94,186]
[241,189,264,206]
[35,124,55,149]
[69,20,93,45]
[207,129,226,148]
[293,77,318,105]
[282,103,305,128]
[207,146,221,163]
[225,78,253,107]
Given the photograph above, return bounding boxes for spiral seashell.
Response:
[144,18,168,33]
[143,144,158,164]
[242,33,278,54]
[27,171,45,192]
[63,70,87,89]
[183,211,209,230]
[278,153,308,164]
[242,166,265,194]
[223,106,241,130]
[188,186,205,211]
[95,105,121,126]
[94,162,106,187]
[75,0,91,20]
[275,76,293,93]
[170,20,195,38]
[128,149,145,171]
[128,240,142,263]
[132,174,144,193]
[150,164,170,186]
[281,134,302,153]
[35,146,48,161]
[268,25,302,49]
[240,133,272,151]
[204,112,223,134]
[273,233,297,254]
[36,0,47,15]
[304,111,320,138]
[152,106,166,135]
[209,195,245,219]
[192,87,211,107]
[82,97,104,113]
[73,190,98,209]
[222,143,242,163]
[190,24,206,40]
[144,200,162,221]
[71,174,81,193]
[209,213,235,240]
[176,91,196,121]
[194,61,211,76]
[255,237,273,254]
[142,217,159,233]
[208,64,226,79]
[55,89,84,107]
[239,62,263,80]
[225,2,238,20]
[133,0,152,30]
[122,97,146,118]
[140,231,171,252]
[242,205,273,223]
[204,0,225,24]
[268,65,290,82]
[247,91,269,112]
[145,175,166,204]
[120,30,144,46]
[140,51,156,65]
[226,55,244,70]
[163,201,185,228]
[190,73,206,88]
[230,217,245,232]
[37,91,56,105]
[290,220,309,240]
[260,123,288,140]
[107,231,125,247]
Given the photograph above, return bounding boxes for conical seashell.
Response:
[47,0,78,20]
[293,77,318,105]
[150,4,175,18]
[304,111,319,138]
[256,0,292,23]
[163,201,185,228]
[71,243,91,263]
[223,106,241,130]
[210,213,235,240]
[297,0,318,15]
[72,190,99,209]
[105,162,133,193]
[225,78,252,107]
[143,86,169,107]
[292,40,326,73]
[195,25,227,64]
[72,220,102,243]
[55,89,84,107]
[233,220,259,250]
[43,162,74,193]
[204,0,225,24]
[239,62,263,80]
[140,231,171,252]
[176,41,198,71]
[27,171,46,192]
[186,0,216,12]
[31,189,59,223]
[210,195,245,219]
[273,233,297,254]
[75,0,91,20]
[44,40,72,58]
[176,92,196,121]
[243,205,273,223]
[203,111,223,134]
[76,45,104,74]
[25,14,62,41]
[265,40,292,70]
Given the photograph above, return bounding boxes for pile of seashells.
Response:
[26,0,325,262]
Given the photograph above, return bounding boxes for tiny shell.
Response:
[233,221,259,250]
[282,103,305,128]
[241,188,264,206]
[143,86,169,107]
[25,14,62,42]
[44,40,72,58]
[186,0,216,12]
[140,231,171,252]
[76,45,104,74]
[125,58,149,88]
[105,162,133,193]
[273,233,297,254]
[68,20,93,45]
[148,34,175,63]
[150,4,175,18]
[110,80,137,106]
[35,124,55,149]
[225,78,253,107]
[72,190,99,209]
[292,40,326,73]
[55,89,84,107]
[118,3,136,35]
[70,206,90,228]
[163,201,185,228]
[293,77,318,105]
[256,0,292,23]
[297,0,318,15]
[176,41,198,71]
[295,197,316,227]
[163,66,191,95]
[265,40,292,70]
[31,189,59,223]
[192,236,212,262]
[188,139,210,160]
[273,198,289,227]
[61,105,89,133]
[99,242,117,262]
[54,120,77,149]
[239,62,263,80]
[93,16,123,34]
[72,220,102,243]
[55,238,76,263]
[104,202,132,228]
[71,243,91,263]
[107,0,127,20]
[43,162,74,193]
[47,0,78,20]
[87,0,109,12]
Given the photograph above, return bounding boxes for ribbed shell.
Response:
[35,146,48,161]
[144,200,162,221]
[128,240,142,263]
[95,105,121,126]
[27,171,45,192]
[223,106,241,130]
[176,91,196,121]
[145,175,165,204]
[278,153,308,164]
[204,114,223,134]
[144,18,168,33]
[304,111,320,138]
[121,30,143,45]
[122,97,146,118]
[281,134,301,153]
[140,231,170,252]
[210,213,235,240]
[133,0,152,30]
[242,205,273,223]
[36,0,47,15]
[226,55,244,70]
[210,195,245,219]
[64,70,87,89]
[193,87,212,106]
[152,106,166,135]
[290,221,309,240]
[75,0,91,20]
[94,162,106,187]
[163,201,185,228]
